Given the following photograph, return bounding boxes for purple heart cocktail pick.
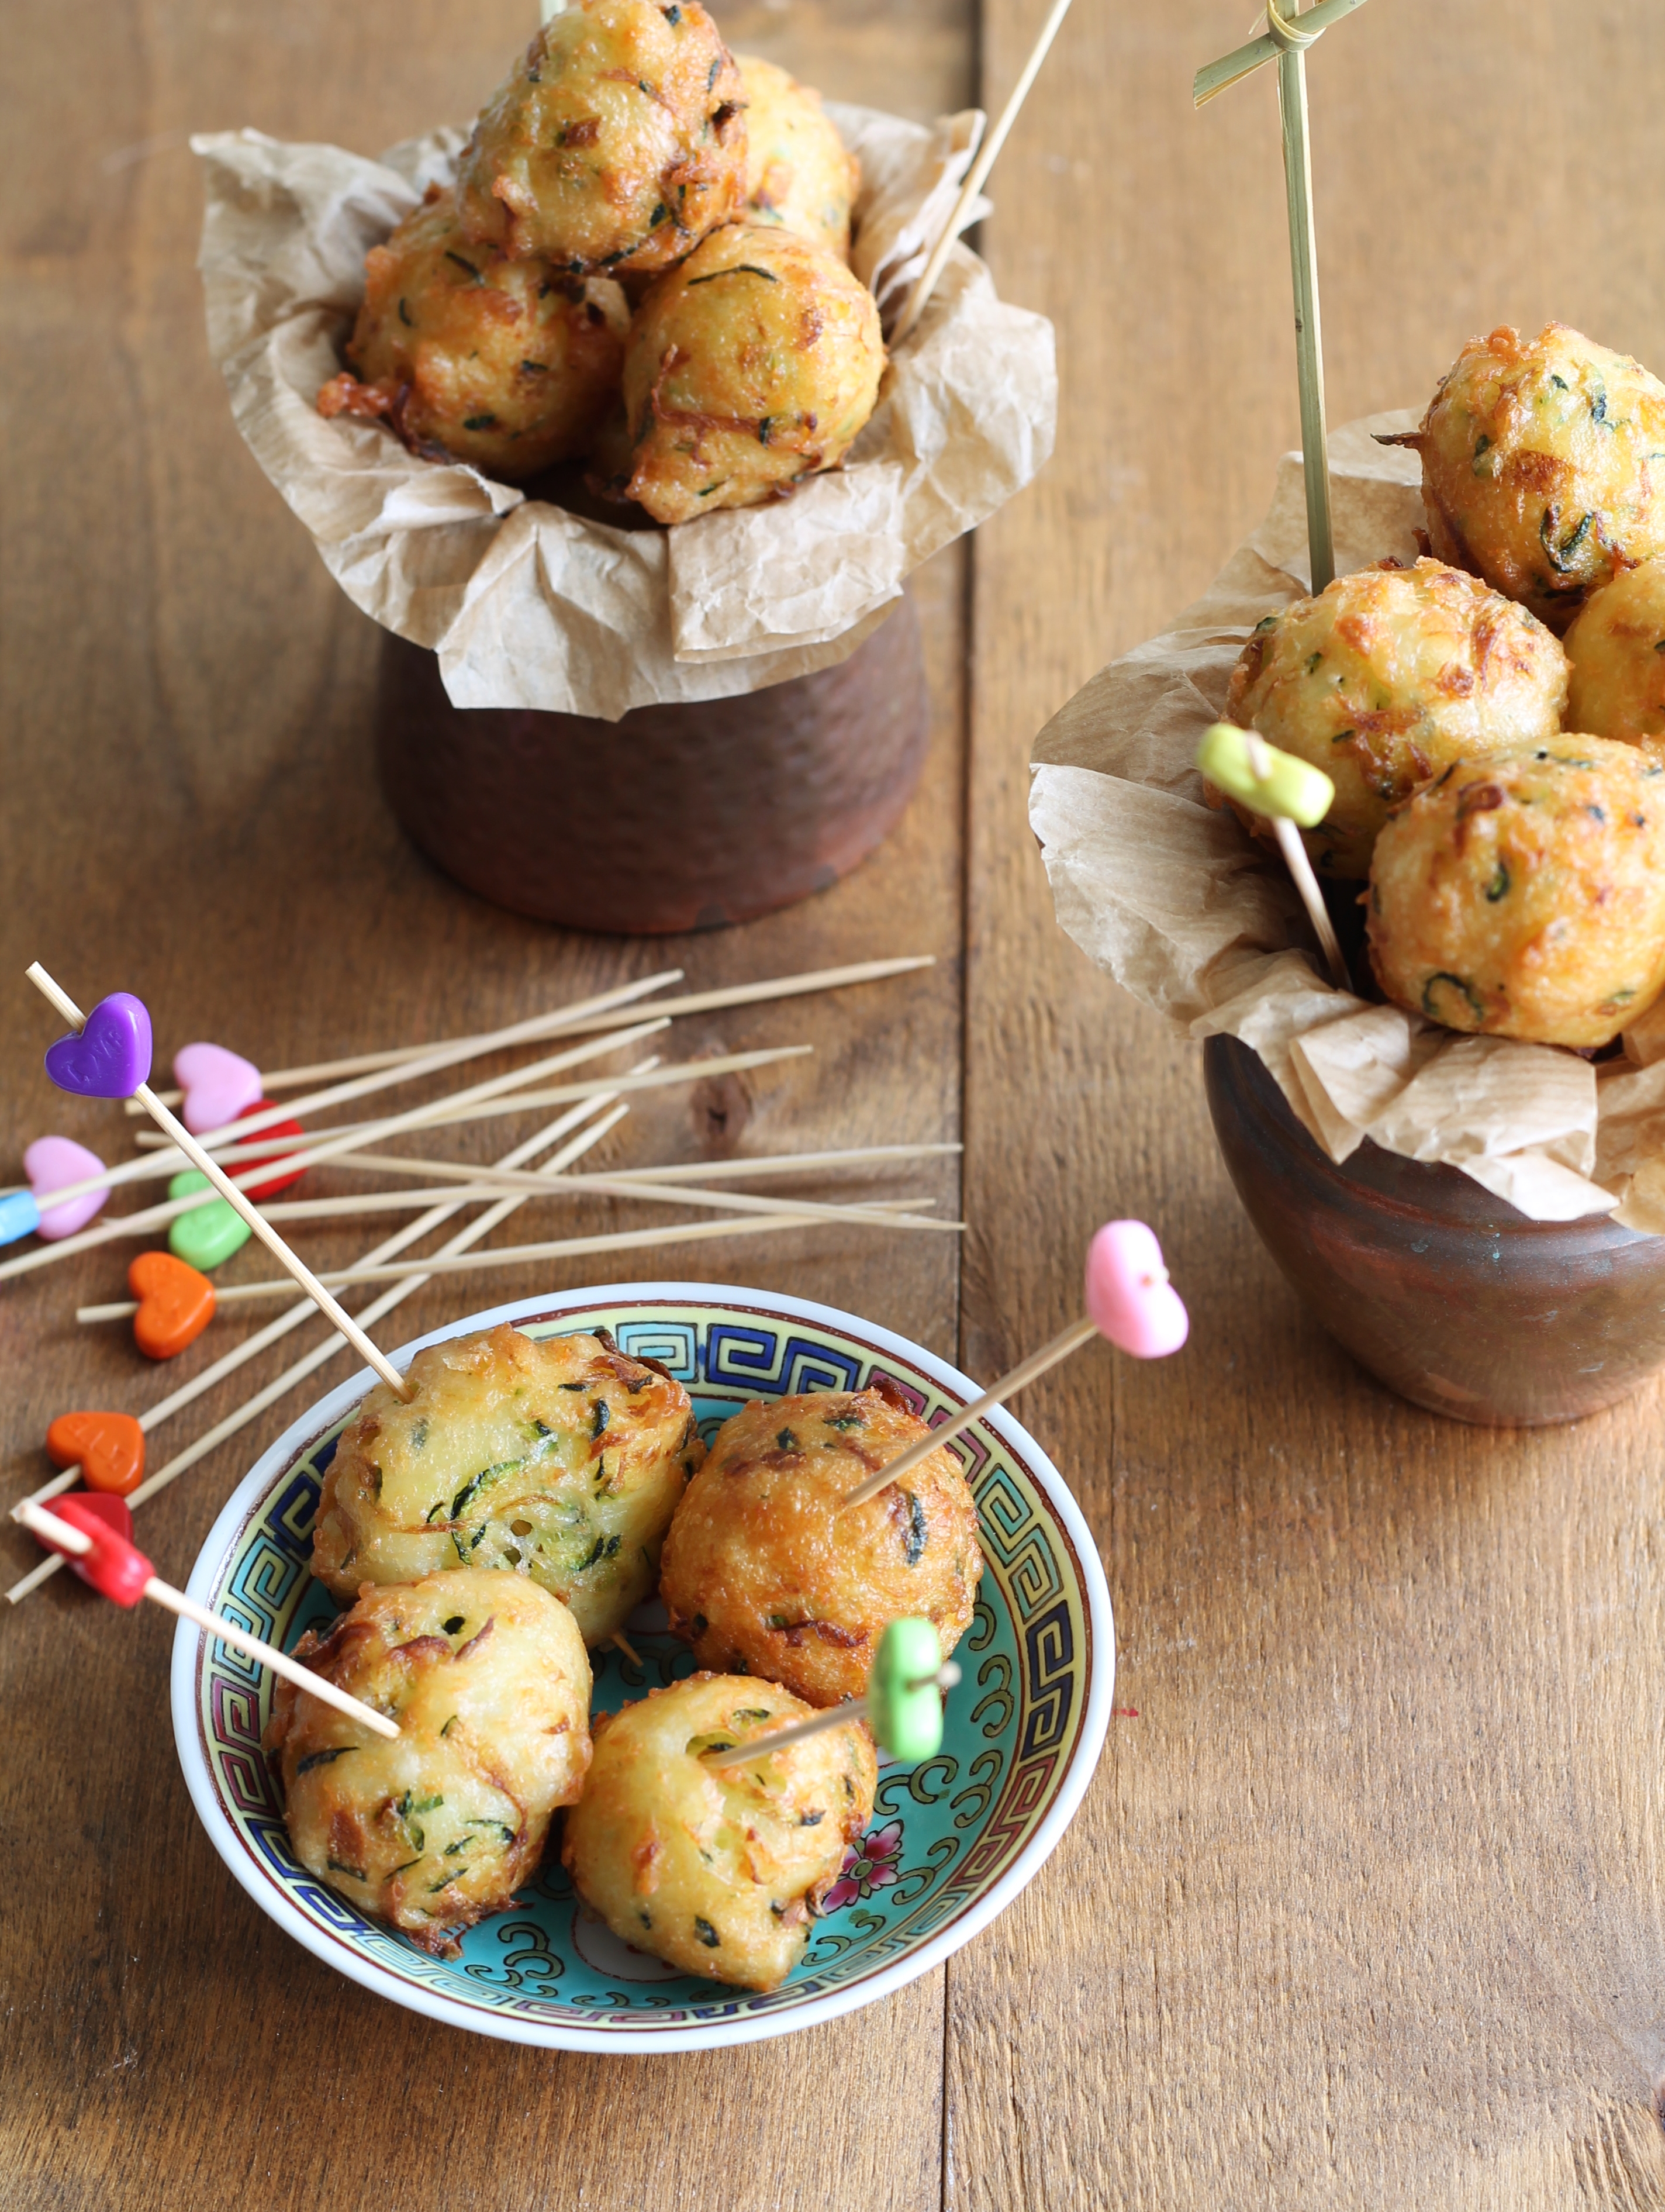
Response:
[43,993,153,1100]
[842,1218,1190,1508]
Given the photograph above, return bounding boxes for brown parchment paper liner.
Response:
[1029,411,1665,1231]
[191,105,1055,721]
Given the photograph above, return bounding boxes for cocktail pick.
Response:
[173,1043,262,1134]
[26,1137,110,1239]
[46,1413,144,1497]
[841,1219,1188,1510]
[1195,721,1349,988]
[28,965,414,1402]
[889,0,1075,348]
[705,1618,961,1768]
[126,957,935,1113]
[18,1496,399,1739]
[1194,0,1373,595]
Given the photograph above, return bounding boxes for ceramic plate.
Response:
[172,1284,1113,2051]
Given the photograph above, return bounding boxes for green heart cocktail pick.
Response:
[166,1172,254,1270]
[704,1617,961,1768]
[1197,722,1350,988]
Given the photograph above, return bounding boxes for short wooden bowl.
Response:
[1204,1034,1665,1426]
[374,601,931,935]
[172,1283,1112,2051]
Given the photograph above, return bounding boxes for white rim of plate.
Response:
[172,1281,1115,2054]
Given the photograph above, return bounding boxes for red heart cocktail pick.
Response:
[17,1497,399,1737]
[841,1219,1189,1508]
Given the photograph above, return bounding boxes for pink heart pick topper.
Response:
[25,1136,109,1240]
[1084,1220,1189,1359]
[173,1043,262,1136]
[43,992,153,1099]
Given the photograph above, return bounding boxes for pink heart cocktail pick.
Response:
[43,992,153,1099]
[1084,1219,1189,1358]
[173,1043,262,1136]
[25,1136,109,1240]
[842,1219,1189,1507]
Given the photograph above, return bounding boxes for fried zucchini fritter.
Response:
[1222,558,1568,877]
[316,185,627,479]
[562,1672,876,1989]
[1400,323,1665,631]
[659,1386,982,1708]
[618,223,883,524]
[737,54,858,260]
[264,1569,592,1956]
[311,1324,704,1647]
[1366,736,1665,1047]
[1564,557,1665,752]
[456,0,746,276]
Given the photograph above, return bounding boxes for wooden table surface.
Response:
[7,2,1665,2204]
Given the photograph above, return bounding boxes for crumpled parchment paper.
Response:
[1029,412,1665,1230]
[192,103,1055,720]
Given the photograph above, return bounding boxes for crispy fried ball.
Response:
[1222,558,1569,877]
[1563,558,1665,751]
[1401,323,1665,631]
[1366,736,1665,1047]
[455,0,745,277]
[561,1672,876,1989]
[264,1569,592,1956]
[315,185,628,480]
[659,1386,983,1707]
[736,54,859,260]
[618,223,883,524]
[312,1324,704,1646]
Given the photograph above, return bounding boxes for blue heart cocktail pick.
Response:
[43,992,153,1099]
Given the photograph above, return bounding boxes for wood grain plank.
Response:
[0,1,972,2203]
[952,2,1665,2206]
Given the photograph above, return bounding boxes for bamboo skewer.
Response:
[8,1090,633,1603]
[16,1499,400,1740]
[129,955,934,1112]
[28,966,413,1402]
[889,0,1075,347]
[1193,0,1375,595]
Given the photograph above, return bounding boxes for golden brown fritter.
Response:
[736,54,858,260]
[455,0,745,276]
[1563,558,1665,752]
[561,1672,875,1989]
[1222,558,1569,878]
[315,185,627,480]
[264,1569,592,1956]
[659,1386,982,1708]
[617,223,883,524]
[311,1324,704,1647]
[1398,323,1665,631]
[1366,736,1665,1047]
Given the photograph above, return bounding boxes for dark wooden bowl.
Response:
[1204,1033,1665,1426]
[374,597,930,934]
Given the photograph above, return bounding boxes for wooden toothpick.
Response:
[1195,0,1374,595]
[889,0,1076,347]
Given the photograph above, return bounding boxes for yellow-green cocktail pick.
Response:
[1197,723,1349,989]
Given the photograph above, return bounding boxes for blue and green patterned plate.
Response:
[172,1285,1113,2051]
